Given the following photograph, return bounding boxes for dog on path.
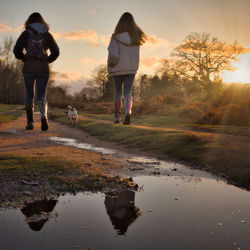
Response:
[67,105,78,124]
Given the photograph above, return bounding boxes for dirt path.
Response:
[0,113,134,175]
[0,111,221,181]
[0,113,208,178]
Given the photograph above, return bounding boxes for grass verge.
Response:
[0,104,23,124]
[82,112,250,137]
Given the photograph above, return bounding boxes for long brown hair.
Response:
[25,12,49,30]
[114,12,146,46]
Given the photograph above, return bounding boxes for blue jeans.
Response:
[23,73,49,104]
[113,74,135,102]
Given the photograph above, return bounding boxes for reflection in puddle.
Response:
[46,136,117,155]
[1,176,250,249]
[21,199,57,231]
[1,136,249,248]
[105,190,141,235]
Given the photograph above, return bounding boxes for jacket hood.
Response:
[114,32,131,45]
[28,23,48,34]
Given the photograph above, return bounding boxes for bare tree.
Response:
[92,64,109,96]
[157,58,180,80]
[0,37,25,104]
[171,32,243,82]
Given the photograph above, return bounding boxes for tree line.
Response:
[0,32,249,125]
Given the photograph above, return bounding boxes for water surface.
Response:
[1,176,250,250]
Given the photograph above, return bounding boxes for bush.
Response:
[80,102,113,114]
[199,104,250,126]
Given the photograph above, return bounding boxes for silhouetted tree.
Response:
[92,64,109,96]
[171,32,243,82]
[0,37,25,104]
[91,64,114,101]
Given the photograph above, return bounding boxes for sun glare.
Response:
[223,53,250,84]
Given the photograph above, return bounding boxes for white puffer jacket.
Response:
[107,32,139,76]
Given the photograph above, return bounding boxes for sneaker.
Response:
[26,122,34,130]
[41,117,49,131]
[123,114,131,125]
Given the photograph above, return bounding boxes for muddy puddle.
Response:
[1,136,250,249]
[1,176,250,250]
[46,136,214,178]
[46,136,117,155]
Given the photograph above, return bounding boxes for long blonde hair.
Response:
[114,12,146,46]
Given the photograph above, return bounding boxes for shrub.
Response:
[80,102,113,114]
[177,104,203,120]
[199,104,250,126]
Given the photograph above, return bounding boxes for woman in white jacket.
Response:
[108,12,146,124]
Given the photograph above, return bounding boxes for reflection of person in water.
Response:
[105,190,141,235]
[21,199,57,231]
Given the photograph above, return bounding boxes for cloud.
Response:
[55,71,87,82]
[144,35,175,50]
[0,23,13,32]
[0,21,22,33]
[53,30,110,47]
[140,56,162,68]
[138,56,163,75]
[54,71,89,94]
[53,30,174,49]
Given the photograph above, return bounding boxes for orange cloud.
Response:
[140,56,162,68]
[0,23,12,32]
[53,30,174,49]
[144,35,175,50]
[0,22,22,33]
[54,71,87,82]
[53,30,109,47]
[54,71,89,94]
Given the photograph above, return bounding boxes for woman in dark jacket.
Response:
[13,12,59,131]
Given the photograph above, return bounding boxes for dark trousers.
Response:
[23,73,49,104]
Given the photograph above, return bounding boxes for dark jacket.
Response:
[13,23,59,74]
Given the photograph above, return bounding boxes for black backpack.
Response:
[26,30,47,60]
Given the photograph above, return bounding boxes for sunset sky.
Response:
[1,0,250,93]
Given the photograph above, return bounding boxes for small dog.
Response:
[67,105,78,124]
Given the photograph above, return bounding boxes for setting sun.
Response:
[223,53,250,84]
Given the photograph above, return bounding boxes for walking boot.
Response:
[114,101,121,123]
[25,103,34,130]
[123,97,132,125]
[38,98,49,131]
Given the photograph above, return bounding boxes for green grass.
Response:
[0,104,21,112]
[80,112,250,137]
[50,109,250,190]
[83,112,114,121]
[0,104,23,124]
